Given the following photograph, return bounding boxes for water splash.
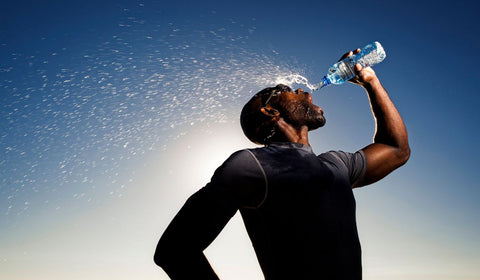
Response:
[274,73,319,92]
[0,9,305,220]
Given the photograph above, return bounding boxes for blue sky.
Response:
[1,0,479,279]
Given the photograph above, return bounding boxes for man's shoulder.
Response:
[217,148,264,177]
[226,145,275,162]
[225,148,257,164]
[210,148,267,208]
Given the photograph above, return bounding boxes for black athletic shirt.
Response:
[159,143,366,280]
[202,142,367,279]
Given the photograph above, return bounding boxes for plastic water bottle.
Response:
[318,41,386,89]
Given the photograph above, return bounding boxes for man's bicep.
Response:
[359,142,407,187]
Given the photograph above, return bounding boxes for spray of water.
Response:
[0,10,316,219]
[274,73,319,92]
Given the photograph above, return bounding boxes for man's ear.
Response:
[260,105,280,118]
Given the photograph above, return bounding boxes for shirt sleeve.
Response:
[154,150,266,278]
[327,150,367,188]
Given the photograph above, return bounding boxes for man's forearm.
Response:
[365,78,409,155]
[356,75,410,186]
[154,187,239,279]
[155,249,219,280]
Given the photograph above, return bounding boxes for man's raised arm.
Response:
[346,50,410,187]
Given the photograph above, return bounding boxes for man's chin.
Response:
[308,117,326,131]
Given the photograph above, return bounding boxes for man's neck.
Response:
[271,128,310,146]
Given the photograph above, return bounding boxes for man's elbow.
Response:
[154,238,177,268]
[397,144,411,166]
[153,244,168,268]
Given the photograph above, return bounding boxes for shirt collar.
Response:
[266,142,314,154]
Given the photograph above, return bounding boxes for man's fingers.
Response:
[355,63,362,72]
[338,51,353,62]
[338,48,360,62]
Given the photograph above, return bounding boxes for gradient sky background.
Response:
[1,0,479,279]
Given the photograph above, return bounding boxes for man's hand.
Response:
[339,48,378,87]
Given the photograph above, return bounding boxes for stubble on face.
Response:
[281,99,326,130]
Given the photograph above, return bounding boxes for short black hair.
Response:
[240,85,290,144]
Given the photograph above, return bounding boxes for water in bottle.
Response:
[317,41,386,89]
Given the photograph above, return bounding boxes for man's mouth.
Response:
[307,93,323,114]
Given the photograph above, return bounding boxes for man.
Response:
[154,47,410,279]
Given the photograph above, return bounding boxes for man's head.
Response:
[240,84,325,144]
